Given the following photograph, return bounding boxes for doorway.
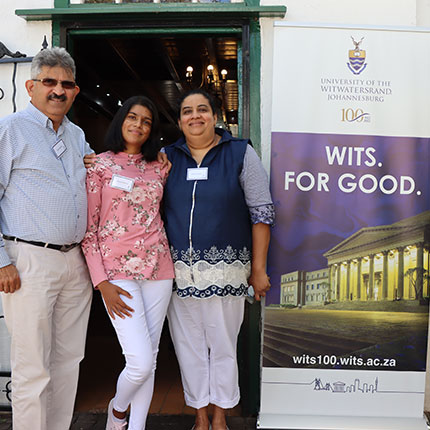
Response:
[71,33,244,416]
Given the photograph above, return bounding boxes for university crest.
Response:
[347,36,367,75]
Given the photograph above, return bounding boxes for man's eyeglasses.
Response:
[32,78,77,90]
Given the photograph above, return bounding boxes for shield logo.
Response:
[347,37,367,75]
[348,49,367,74]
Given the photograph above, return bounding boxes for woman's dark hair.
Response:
[176,88,218,120]
[104,95,160,161]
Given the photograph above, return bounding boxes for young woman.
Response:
[82,96,174,430]
[163,89,274,430]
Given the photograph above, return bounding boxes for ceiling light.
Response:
[186,66,193,83]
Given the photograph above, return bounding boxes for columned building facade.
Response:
[280,212,430,305]
[324,212,430,302]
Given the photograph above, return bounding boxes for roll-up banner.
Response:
[259,23,430,430]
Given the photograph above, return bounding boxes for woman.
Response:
[163,89,274,430]
[82,96,174,430]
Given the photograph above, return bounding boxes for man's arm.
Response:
[0,125,21,293]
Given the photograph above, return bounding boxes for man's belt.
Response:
[3,235,79,252]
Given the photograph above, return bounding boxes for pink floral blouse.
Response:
[82,151,174,287]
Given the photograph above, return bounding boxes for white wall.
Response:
[0,0,53,118]
[263,0,418,26]
[259,0,430,170]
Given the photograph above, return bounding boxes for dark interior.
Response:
[72,34,239,153]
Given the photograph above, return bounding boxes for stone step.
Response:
[264,323,372,351]
[263,333,352,358]
[262,324,374,368]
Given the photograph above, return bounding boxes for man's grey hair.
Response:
[31,47,76,79]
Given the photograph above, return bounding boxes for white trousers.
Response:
[167,294,245,409]
[108,279,172,430]
[1,241,92,430]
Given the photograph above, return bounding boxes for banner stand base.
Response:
[257,414,429,430]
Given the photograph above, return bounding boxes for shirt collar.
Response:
[216,128,234,144]
[25,102,70,132]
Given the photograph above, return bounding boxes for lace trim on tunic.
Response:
[170,245,251,265]
[172,258,251,299]
[174,283,248,298]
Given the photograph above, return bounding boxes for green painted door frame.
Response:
[44,0,279,416]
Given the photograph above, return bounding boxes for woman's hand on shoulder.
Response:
[97,280,134,319]
[248,269,271,302]
[157,151,172,173]
[83,153,97,169]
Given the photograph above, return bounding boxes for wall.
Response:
[259,0,430,171]
[0,0,52,118]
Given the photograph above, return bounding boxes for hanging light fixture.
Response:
[186,66,193,84]
[207,64,214,85]
[220,69,227,82]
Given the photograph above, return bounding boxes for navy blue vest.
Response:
[163,129,252,298]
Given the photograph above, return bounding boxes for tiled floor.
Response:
[0,412,256,430]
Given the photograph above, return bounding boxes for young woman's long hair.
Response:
[104,95,161,161]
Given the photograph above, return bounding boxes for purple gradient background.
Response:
[266,132,430,305]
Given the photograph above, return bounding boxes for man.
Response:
[0,47,93,430]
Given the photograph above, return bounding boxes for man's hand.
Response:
[0,264,21,293]
[83,153,96,169]
[157,152,172,173]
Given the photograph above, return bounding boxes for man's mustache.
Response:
[48,94,67,102]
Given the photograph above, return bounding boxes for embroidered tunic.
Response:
[82,151,174,287]
[163,129,274,299]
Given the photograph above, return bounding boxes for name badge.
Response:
[187,167,208,181]
[110,174,135,192]
[52,140,67,159]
